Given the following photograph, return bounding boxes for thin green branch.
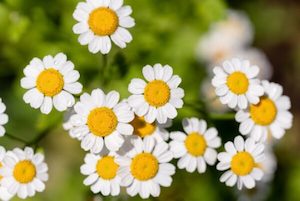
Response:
[5,133,27,143]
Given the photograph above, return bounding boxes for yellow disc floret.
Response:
[130,153,159,181]
[130,116,156,138]
[144,80,170,107]
[250,97,277,126]
[88,7,119,36]
[87,107,118,137]
[96,156,119,180]
[13,160,36,183]
[231,152,255,176]
[36,68,64,97]
[226,72,249,94]
[185,132,207,156]
[0,162,3,180]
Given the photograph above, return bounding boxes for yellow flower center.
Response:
[87,107,118,137]
[36,68,64,97]
[13,160,36,183]
[250,97,277,126]
[231,152,255,176]
[226,72,249,94]
[130,116,156,138]
[96,156,119,180]
[144,80,171,107]
[185,132,207,156]
[130,153,159,181]
[88,7,119,36]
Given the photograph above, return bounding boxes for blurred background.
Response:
[0,0,299,200]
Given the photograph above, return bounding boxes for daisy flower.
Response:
[20,53,83,114]
[0,147,48,199]
[0,99,8,137]
[130,115,171,143]
[81,151,123,196]
[128,64,184,124]
[169,118,221,173]
[73,0,135,54]
[118,138,175,199]
[0,147,13,201]
[217,136,264,190]
[69,89,134,153]
[236,81,293,142]
[212,58,264,109]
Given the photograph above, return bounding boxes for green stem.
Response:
[5,133,27,144]
[210,113,235,120]
[101,54,109,87]
[25,126,54,148]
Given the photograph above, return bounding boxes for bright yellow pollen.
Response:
[144,80,170,107]
[88,7,119,36]
[13,160,36,183]
[250,97,277,126]
[87,107,118,137]
[96,156,119,180]
[185,132,207,156]
[130,153,159,181]
[226,71,249,94]
[36,68,64,97]
[231,152,255,176]
[130,116,156,138]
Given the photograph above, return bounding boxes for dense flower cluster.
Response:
[0,0,293,200]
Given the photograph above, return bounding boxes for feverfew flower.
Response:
[212,58,264,109]
[236,81,293,142]
[130,115,171,143]
[0,147,13,201]
[20,53,83,114]
[170,118,221,173]
[217,136,264,190]
[118,138,175,199]
[0,99,8,137]
[128,64,184,124]
[73,0,135,54]
[81,151,122,196]
[0,147,49,199]
[70,89,134,153]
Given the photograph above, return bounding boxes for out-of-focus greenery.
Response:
[0,0,299,200]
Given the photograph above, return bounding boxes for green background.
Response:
[0,0,299,200]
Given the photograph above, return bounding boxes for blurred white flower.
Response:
[170,118,221,173]
[236,81,293,142]
[0,146,13,201]
[20,53,83,114]
[217,136,264,190]
[257,147,277,183]
[0,147,48,199]
[0,99,8,137]
[73,0,135,54]
[128,64,184,124]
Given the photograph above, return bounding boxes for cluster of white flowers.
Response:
[198,10,273,113]
[212,57,292,190]
[0,0,293,200]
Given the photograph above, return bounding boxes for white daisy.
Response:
[69,89,134,153]
[212,58,264,109]
[0,99,8,137]
[130,115,171,143]
[0,147,13,201]
[169,118,221,173]
[20,53,83,114]
[73,0,135,54]
[236,81,293,142]
[118,138,175,199]
[217,136,264,190]
[128,64,184,124]
[0,147,49,199]
[81,150,123,196]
